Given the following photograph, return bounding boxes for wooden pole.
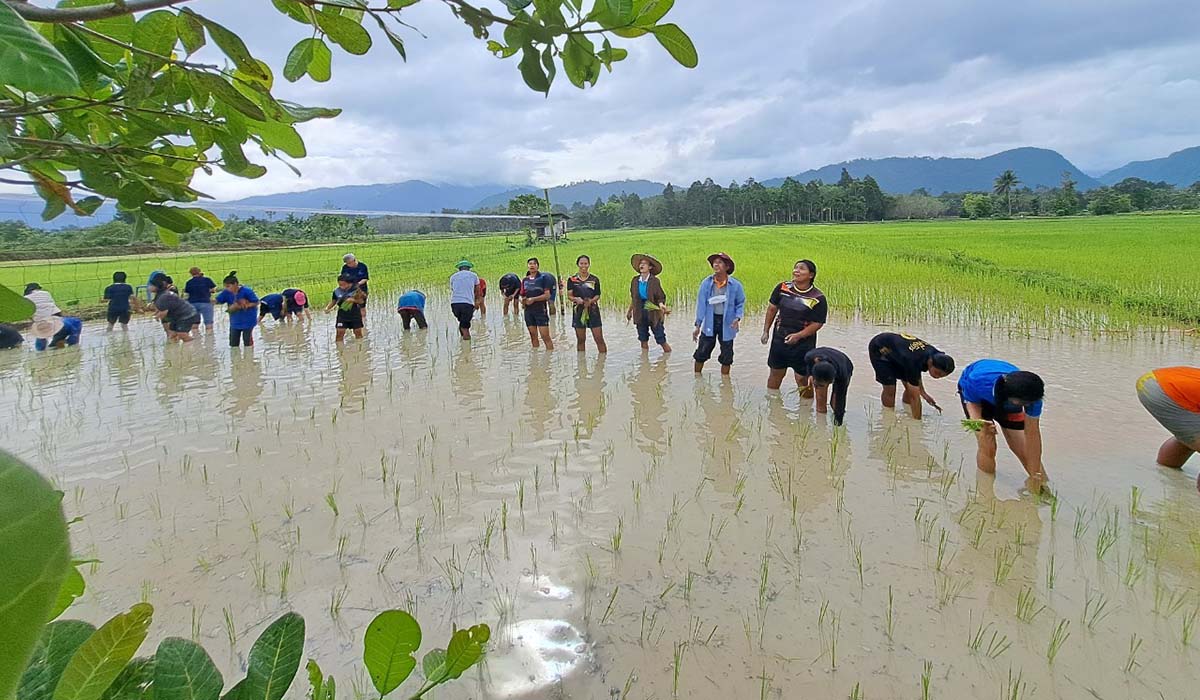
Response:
[544,188,565,315]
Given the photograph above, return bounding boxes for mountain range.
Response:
[5,146,1199,229]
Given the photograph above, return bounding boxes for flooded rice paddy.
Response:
[2,297,1199,700]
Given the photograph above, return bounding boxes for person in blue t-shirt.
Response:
[397,290,428,330]
[102,271,136,331]
[258,293,286,323]
[958,359,1048,484]
[341,253,369,320]
[184,267,218,334]
[520,257,556,350]
[214,271,259,348]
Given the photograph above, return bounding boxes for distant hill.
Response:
[224,181,518,216]
[762,147,1101,193]
[471,179,666,210]
[1099,147,1200,187]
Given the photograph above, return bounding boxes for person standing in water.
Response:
[499,272,522,316]
[957,359,1048,483]
[102,271,136,332]
[475,276,488,317]
[326,274,366,342]
[214,271,259,348]
[868,332,956,419]
[762,260,826,395]
[567,255,607,353]
[1136,367,1200,491]
[449,260,480,340]
[692,252,745,376]
[340,253,369,320]
[805,347,854,425]
[627,254,671,354]
[521,257,556,350]
[184,267,217,335]
[282,288,311,321]
[396,290,428,330]
[149,275,199,343]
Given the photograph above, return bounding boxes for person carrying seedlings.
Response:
[567,254,607,353]
[804,347,854,425]
[521,257,557,350]
[149,275,199,343]
[184,267,217,335]
[1136,367,1200,489]
[396,289,428,330]
[868,332,956,419]
[326,274,366,342]
[957,359,1047,482]
[259,292,286,323]
[340,253,369,320]
[627,253,671,354]
[102,271,137,332]
[499,272,522,316]
[762,259,826,395]
[282,288,311,321]
[214,271,260,348]
[449,260,480,340]
[693,252,745,375]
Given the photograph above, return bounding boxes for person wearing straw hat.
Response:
[31,316,83,351]
[627,254,672,354]
[693,252,745,376]
[449,260,480,340]
[521,257,557,349]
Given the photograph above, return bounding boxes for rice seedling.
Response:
[329,585,349,619]
[1183,606,1199,647]
[1083,590,1113,631]
[829,612,840,670]
[1096,509,1119,561]
[852,537,864,588]
[190,605,204,642]
[935,528,952,572]
[621,670,637,700]
[1124,634,1144,674]
[600,586,619,624]
[1046,619,1071,664]
[683,569,696,604]
[993,545,1018,584]
[672,640,687,698]
[848,682,862,700]
[1122,555,1145,589]
[1129,485,1142,518]
[970,517,986,549]
[757,554,771,611]
[222,606,237,648]
[325,490,339,517]
[967,618,1011,659]
[278,560,292,599]
[1015,586,1046,624]
[639,607,661,647]
[1045,554,1056,590]
[1001,668,1032,700]
[377,546,399,576]
[936,574,969,608]
[609,516,623,555]
[885,585,895,642]
[1072,506,1091,540]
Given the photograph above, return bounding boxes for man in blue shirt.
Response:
[184,267,217,334]
[397,290,427,330]
[341,253,369,321]
[103,271,136,331]
[958,359,1047,483]
[692,252,745,376]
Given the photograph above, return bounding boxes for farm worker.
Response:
[499,273,522,316]
[340,253,369,319]
[0,323,22,350]
[805,347,854,425]
[868,332,956,419]
[102,271,136,331]
[1136,367,1200,490]
[214,271,259,348]
[762,260,825,395]
[396,290,428,330]
[326,274,366,342]
[567,254,607,353]
[282,288,311,321]
[23,282,61,319]
[30,316,82,351]
[259,293,286,322]
[184,267,217,335]
[626,253,671,354]
[449,261,480,340]
[148,275,199,343]
[145,269,164,301]
[521,258,557,350]
[475,276,488,316]
[692,252,745,375]
[957,360,1047,483]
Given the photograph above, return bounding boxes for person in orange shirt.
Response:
[1136,367,1200,490]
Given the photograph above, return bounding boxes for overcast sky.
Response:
[39,1,1200,199]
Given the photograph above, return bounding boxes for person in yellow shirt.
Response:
[1136,366,1200,490]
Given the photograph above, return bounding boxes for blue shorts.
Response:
[191,302,214,325]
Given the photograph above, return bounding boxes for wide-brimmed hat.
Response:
[630,253,662,275]
[456,260,473,269]
[31,316,64,340]
[707,252,735,274]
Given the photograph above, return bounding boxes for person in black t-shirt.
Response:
[326,275,366,342]
[340,253,369,320]
[184,267,218,334]
[567,255,607,353]
[805,347,854,425]
[762,259,827,395]
[868,332,956,419]
[102,271,137,331]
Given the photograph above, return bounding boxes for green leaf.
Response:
[272,0,317,25]
[420,650,446,681]
[0,2,80,94]
[0,121,13,158]
[276,101,340,124]
[561,34,597,88]
[133,10,177,62]
[308,40,332,82]
[17,621,96,700]
[314,11,371,55]
[142,204,194,233]
[0,285,36,323]
[283,39,317,83]
[433,625,489,682]
[369,14,406,61]
[48,565,86,622]
[248,120,305,159]
[635,0,674,26]
[60,0,134,64]
[239,613,304,700]
[387,0,420,7]
[177,12,206,55]
[48,26,110,93]
[52,604,154,700]
[540,45,556,87]
[650,23,697,68]
[98,658,153,700]
[501,0,533,10]
[362,610,421,697]
[303,661,332,700]
[518,45,549,94]
[157,226,180,246]
[0,451,72,697]
[603,0,635,22]
[182,9,267,79]
[189,72,267,121]
[154,638,223,700]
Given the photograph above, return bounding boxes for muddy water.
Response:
[2,296,1199,700]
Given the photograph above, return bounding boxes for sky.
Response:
[24,1,1200,201]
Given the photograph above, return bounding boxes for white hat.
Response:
[31,316,64,340]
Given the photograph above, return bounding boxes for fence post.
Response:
[544,188,565,316]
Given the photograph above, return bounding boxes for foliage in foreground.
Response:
[0,449,490,700]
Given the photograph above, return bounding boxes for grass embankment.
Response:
[2,214,1196,329]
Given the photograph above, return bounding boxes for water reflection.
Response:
[450,344,484,404]
[522,353,556,442]
[567,354,607,440]
[336,341,371,413]
[629,355,669,456]
[224,349,263,417]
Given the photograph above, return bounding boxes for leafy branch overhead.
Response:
[0,0,695,241]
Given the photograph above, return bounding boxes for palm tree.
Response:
[994,170,1020,217]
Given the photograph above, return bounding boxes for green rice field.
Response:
[3,213,1198,329]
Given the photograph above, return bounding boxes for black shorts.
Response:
[868,344,900,385]
[451,302,475,329]
[767,334,815,373]
[229,327,254,347]
[501,287,519,299]
[168,315,198,333]
[571,307,602,329]
[524,304,550,328]
[107,310,131,325]
[961,397,1026,431]
[265,307,284,321]
[336,312,364,330]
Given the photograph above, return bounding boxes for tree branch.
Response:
[5,0,191,23]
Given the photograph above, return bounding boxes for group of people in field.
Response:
[3,249,1198,490]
